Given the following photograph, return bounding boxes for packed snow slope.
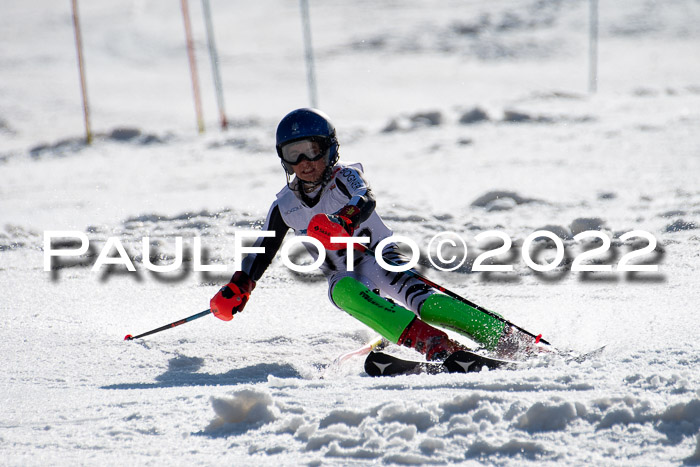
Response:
[1,0,700,465]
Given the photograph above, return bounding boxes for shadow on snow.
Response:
[101,361,301,390]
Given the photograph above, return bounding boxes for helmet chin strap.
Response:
[286,166,333,205]
[299,179,322,193]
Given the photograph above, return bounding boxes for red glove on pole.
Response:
[210,271,256,321]
[308,209,356,251]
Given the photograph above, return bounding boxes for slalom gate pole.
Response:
[124,309,212,341]
[299,0,318,108]
[332,336,385,366]
[588,0,599,93]
[359,245,550,345]
[71,0,93,144]
[181,0,205,134]
[321,336,386,378]
[201,0,228,130]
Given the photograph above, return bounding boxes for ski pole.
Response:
[124,309,212,341]
[359,245,550,346]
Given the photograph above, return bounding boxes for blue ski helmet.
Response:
[275,108,339,175]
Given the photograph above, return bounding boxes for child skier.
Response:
[210,108,535,361]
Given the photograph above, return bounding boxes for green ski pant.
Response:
[331,277,505,349]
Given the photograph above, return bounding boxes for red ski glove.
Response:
[334,205,361,229]
[210,271,256,321]
[308,213,354,250]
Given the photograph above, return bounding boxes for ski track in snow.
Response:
[2,0,700,465]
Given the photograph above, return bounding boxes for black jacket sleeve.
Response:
[238,201,290,282]
[334,166,376,226]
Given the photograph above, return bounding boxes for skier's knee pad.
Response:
[419,294,505,350]
[331,276,415,343]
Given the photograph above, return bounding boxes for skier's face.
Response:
[292,156,327,183]
[285,140,327,182]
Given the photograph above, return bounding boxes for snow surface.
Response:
[2,0,700,465]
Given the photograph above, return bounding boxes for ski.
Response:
[364,351,439,376]
[364,345,607,377]
[364,350,515,377]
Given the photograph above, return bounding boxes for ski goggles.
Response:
[279,139,327,166]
